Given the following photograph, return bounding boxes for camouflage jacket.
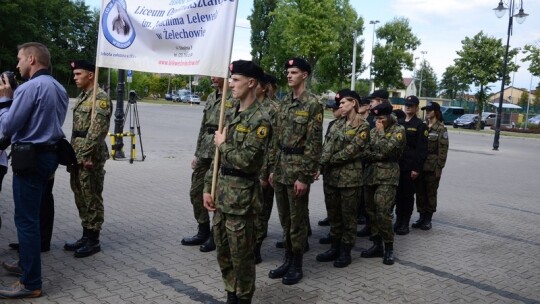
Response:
[71,88,112,164]
[320,115,370,187]
[270,90,323,185]
[362,122,406,186]
[204,101,271,215]
[259,97,279,181]
[195,90,233,159]
[423,120,449,173]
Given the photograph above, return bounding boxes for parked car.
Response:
[171,93,180,102]
[453,114,484,129]
[188,94,201,104]
[164,93,173,101]
[481,112,497,126]
[441,106,465,125]
[528,114,540,125]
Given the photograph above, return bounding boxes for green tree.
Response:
[315,1,364,92]
[439,65,469,99]
[522,43,540,77]
[249,0,277,65]
[372,17,420,89]
[263,0,342,89]
[415,60,438,97]
[453,31,519,129]
[518,90,529,108]
[534,83,540,106]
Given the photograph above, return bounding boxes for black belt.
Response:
[72,131,88,138]
[220,166,256,179]
[35,144,58,153]
[206,124,218,135]
[281,146,305,155]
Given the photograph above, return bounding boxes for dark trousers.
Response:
[395,170,416,220]
[13,152,58,291]
[40,177,55,247]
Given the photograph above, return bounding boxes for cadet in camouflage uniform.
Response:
[182,76,231,253]
[414,101,449,230]
[360,102,405,265]
[268,58,323,285]
[65,60,112,258]
[316,89,369,268]
[203,60,270,304]
[254,73,280,264]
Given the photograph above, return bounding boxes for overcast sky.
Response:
[86,0,540,93]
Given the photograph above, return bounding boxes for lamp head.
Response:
[514,8,529,24]
[493,1,507,18]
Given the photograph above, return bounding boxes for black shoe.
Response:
[9,243,50,253]
[199,234,215,252]
[181,223,210,246]
[254,243,262,264]
[319,234,331,244]
[0,282,42,299]
[282,253,303,285]
[361,238,384,258]
[269,251,292,279]
[357,225,371,237]
[334,244,352,268]
[318,217,330,226]
[275,241,284,248]
[420,213,433,230]
[383,242,394,265]
[357,216,366,225]
[411,213,425,229]
[74,230,101,258]
[395,224,410,235]
[64,237,88,251]
[226,291,238,304]
[238,298,252,304]
[316,242,340,262]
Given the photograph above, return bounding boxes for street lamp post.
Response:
[492,0,529,151]
[351,30,358,90]
[368,20,380,92]
[418,51,427,97]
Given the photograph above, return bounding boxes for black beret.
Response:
[368,89,389,100]
[70,60,95,72]
[405,95,420,106]
[335,89,361,104]
[421,101,441,112]
[370,102,393,116]
[284,57,311,74]
[393,108,406,120]
[229,60,264,81]
[359,97,371,105]
[262,73,277,85]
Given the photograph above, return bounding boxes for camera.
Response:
[1,71,18,90]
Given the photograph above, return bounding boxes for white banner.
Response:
[96,0,238,77]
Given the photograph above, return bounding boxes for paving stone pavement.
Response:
[0,101,539,303]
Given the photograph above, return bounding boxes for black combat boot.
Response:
[254,243,262,264]
[268,251,292,279]
[333,243,352,268]
[316,241,340,262]
[282,253,303,285]
[383,242,395,265]
[181,223,210,246]
[395,216,410,235]
[356,225,371,237]
[237,298,252,304]
[361,236,384,258]
[393,216,402,232]
[199,230,215,252]
[226,291,238,304]
[319,233,331,244]
[304,240,310,253]
[307,221,312,236]
[420,213,433,230]
[74,229,101,258]
[411,213,425,229]
[64,227,89,251]
[318,217,330,226]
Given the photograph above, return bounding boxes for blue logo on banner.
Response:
[102,0,136,49]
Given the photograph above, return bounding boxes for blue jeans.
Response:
[13,152,58,290]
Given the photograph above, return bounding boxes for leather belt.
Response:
[220,166,255,179]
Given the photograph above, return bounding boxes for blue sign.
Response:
[127,70,133,77]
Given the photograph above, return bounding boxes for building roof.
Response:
[403,78,413,87]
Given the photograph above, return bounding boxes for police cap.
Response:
[284,57,311,74]
[370,102,393,116]
[405,95,420,106]
[70,60,95,72]
[421,101,441,112]
[335,89,361,104]
[229,60,264,81]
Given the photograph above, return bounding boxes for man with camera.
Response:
[64,60,112,258]
[0,42,68,299]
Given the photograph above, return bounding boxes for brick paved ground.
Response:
[0,101,539,303]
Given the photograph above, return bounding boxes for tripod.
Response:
[122,90,146,163]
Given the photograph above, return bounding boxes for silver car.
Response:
[528,114,540,125]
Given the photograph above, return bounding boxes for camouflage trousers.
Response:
[70,162,106,231]
[189,157,211,224]
[323,184,360,245]
[365,184,396,243]
[415,171,441,214]
[255,184,274,244]
[274,182,310,254]
[213,209,256,300]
